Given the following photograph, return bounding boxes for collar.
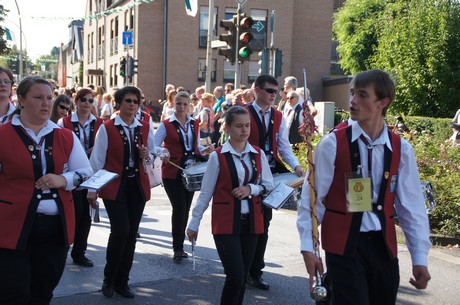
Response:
[11,114,60,137]
[221,141,258,156]
[71,112,97,124]
[252,101,271,115]
[351,121,392,151]
[114,114,143,128]
[169,113,193,125]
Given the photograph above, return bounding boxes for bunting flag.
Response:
[5,28,12,41]
[185,0,198,17]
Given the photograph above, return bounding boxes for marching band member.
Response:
[154,91,213,263]
[0,76,92,305]
[187,105,274,305]
[88,86,155,299]
[0,67,16,125]
[58,88,103,267]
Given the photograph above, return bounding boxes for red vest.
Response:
[211,146,264,235]
[0,122,75,250]
[98,119,151,201]
[162,118,201,179]
[62,115,103,154]
[321,126,401,258]
[247,105,286,171]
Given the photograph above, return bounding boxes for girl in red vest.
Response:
[154,91,213,262]
[0,76,93,305]
[187,106,274,305]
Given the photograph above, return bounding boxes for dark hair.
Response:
[254,74,278,89]
[75,88,94,102]
[351,69,395,116]
[17,76,52,98]
[225,105,249,126]
[0,66,14,85]
[114,86,141,105]
[51,95,72,123]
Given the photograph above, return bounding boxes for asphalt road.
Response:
[51,186,460,305]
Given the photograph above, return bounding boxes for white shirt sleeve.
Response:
[61,132,94,190]
[248,150,275,195]
[89,125,108,172]
[277,116,301,170]
[153,122,168,155]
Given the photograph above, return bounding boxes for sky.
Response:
[1,0,87,61]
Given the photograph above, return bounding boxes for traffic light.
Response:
[218,17,236,63]
[274,49,283,77]
[237,14,254,62]
[258,48,270,75]
[128,57,137,77]
[120,57,126,76]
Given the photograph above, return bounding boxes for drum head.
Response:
[185,162,208,175]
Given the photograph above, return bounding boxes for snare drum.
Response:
[272,172,304,207]
[181,162,208,191]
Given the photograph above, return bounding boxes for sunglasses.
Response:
[288,96,298,100]
[261,88,278,95]
[141,96,145,99]
[79,97,94,103]
[58,104,70,111]
[124,98,140,104]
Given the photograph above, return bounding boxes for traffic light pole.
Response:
[205,0,214,92]
[125,49,130,86]
[270,11,276,77]
[234,4,242,88]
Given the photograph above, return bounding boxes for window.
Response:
[199,6,218,48]
[198,58,216,82]
[247,61,259,83]
[223,60,235,83]
[113,64,118,87]
[249,9,267,52]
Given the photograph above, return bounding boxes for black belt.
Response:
[241,213,250,221]
[126,167,136,178]
[36,213,59,218]
[359,231,382,239]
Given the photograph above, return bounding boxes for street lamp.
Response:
[13,0,23,81]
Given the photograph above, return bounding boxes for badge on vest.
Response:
[345,165,372,213]
[390,174,398,193]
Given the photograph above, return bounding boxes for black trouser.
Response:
[71,189,91,259]
[325,232,400,305]
[102,177,146,287]
[0,214,68,305]
[249,205,272,279]
[213,218,258,305]
[163,177,194,252]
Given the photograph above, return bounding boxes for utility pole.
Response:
[205,0,214,92]
[14,0,23,81]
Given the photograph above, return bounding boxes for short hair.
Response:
[201,92,214,102]
[254,75,278,89]
[175,90,191,103]
[114,86,141,104]
[0,66,14,85]
[213,86,224,95]
[75,88,94,102]
[351,69,395,115]
[225,83,234,91]
[165,84,175,92]
[225,105,249,126]
[17,76,52,98]
[284,76,298,89]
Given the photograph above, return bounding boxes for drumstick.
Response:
[167,160,186,171]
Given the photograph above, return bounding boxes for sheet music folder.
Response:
[79,169,119,191]
[262,183,295,210]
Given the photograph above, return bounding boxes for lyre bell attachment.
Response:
[311,270,328,301]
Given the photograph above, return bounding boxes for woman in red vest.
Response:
[0,76,93,305]
[186,106,274,305]
[154,90,213,262]
[88,86,155,299]
[58,88,103,268]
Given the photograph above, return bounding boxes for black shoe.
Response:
[73,255,94,267]
[251,276,270,290]
[173,251,184,263]
[136,232,141,238]
[114,285,135,298]
[101,282,114,297]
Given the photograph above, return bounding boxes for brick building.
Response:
[81,0,334,102]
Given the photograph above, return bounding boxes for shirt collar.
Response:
[11,114,60,137]
[169,113,193,125]
[221,141,258,156]
[114,114,143,128]
[71,112,97,123]
[351,121,392,151]
[252,101,271,115]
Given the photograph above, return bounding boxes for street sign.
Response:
[122,31,133,46]
[236,0,247,4]
[252,21,264,32]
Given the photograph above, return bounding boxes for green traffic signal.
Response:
[239,47,252,59]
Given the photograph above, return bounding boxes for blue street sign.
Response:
[122,31,133,45]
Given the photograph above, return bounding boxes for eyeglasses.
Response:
[141,96,145,99]
[124,98,140,104]
[58,104,70,111]
[191,98,199,101]
[79,97,94,103]
[288,96,298,100]
[0,79,12,85]
[260,88,278,95]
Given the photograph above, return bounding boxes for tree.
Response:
[0,5,11,55]
[371,0,460,117]
[333,0,386,75]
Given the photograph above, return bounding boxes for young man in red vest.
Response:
[247,74,305,290]
[297,69,431,305]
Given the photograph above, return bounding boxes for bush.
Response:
[294,114,460,237]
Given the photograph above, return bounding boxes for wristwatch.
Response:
[73,172,84,187]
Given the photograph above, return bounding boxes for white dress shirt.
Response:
[11,115,93,215]
[154,113,203,155]
[57,112,98,153]
[90,115,156,172]
[0,102,15,125]
[297,121,431,266]
[251,101,301,170]
[283,100,304,130]
[162,103,175,120]
[187,141,274,232]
